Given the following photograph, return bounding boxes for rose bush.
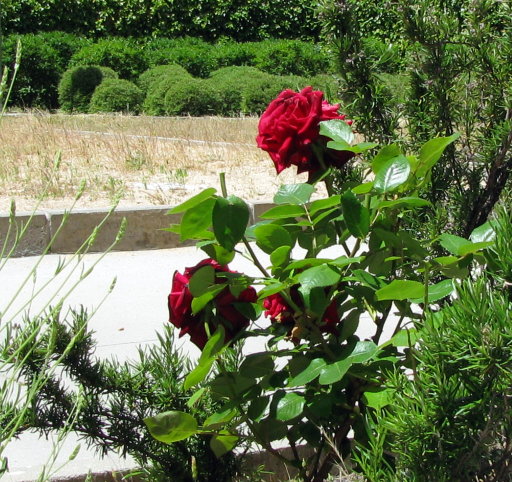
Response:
[256,86,353,175]
[168,258,257,349]
[145,87,494,481]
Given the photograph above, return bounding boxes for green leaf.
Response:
[297,264,341,291]
[458,241,494,256]
[189,265,215,297]
[387,328,418,347]
[187,387,206,408]
[341,191,370,238]
[349,341,378,363]
[470,221,496,243]
[373,155,411,193]
[213,196,249,251]
[210,432,239,457]
[319,119,354,144]
[276,392,305,421]
[144,411,198,443]
[184,359,215,391]
[364,389,394,410]
[240,353,275,378]
[254,224,293,254]
[260,204,306,219]
[352,182,374,194]
[191,285,226,313]
[274,183,315,205]
[318,359,351,385]
[439,233,471,256]
[203,407,237,428]
[308,195,341,215]
[416,133,460,178]
[270,245,292,268]
[376,280,425,301]
[199,242,235,265]
[180,197,216,241]
[199,325,226,362]
[167,188,217,214]
[372,144,401,174]
[287,357,327,387]
[411,279,454,304]
[377,197,430,209]
[256,419,287,443]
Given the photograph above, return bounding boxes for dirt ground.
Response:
[0,113,327,213]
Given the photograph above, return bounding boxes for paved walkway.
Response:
[0,245,384,481]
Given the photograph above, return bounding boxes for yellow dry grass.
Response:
[0,113,323,213]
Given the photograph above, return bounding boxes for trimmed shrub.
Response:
[59,65,118,113]
[143,37,217,78]
[36,31,91,71]
[242,74,308,114]
[253,40,331,76]
[89,78,143,114]
[137,64,190,96]
[162,78,223,116]
[211,40,258,68]
[70,38,148,80]
[2,33,62,108]
[142,68,193,116]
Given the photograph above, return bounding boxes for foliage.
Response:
[161,78,223,117]
[58,65,118,113]
[137,64,190,96]
[70,38,148,81]
[2,0,320,41]
[89,78,143,114]
[144,89,493,480]
[6,309,241,481]
[319,0,512,236]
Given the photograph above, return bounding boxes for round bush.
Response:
[59,65,118,113]
[71,38,148,80]
[137,64,191,95]
[162,79,223,116]
[142,69,193,116]
[242,75,308,115]
[89,79,143,114]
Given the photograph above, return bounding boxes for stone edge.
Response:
[0,202,275,257]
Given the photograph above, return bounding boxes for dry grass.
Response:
[0,113,323,213]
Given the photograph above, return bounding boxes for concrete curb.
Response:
[1,202,275,257]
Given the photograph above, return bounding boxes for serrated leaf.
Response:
[372,144,402,174]
[319,119,354,144]
[144,411,198,443]
[341,190,370,238]
[180,197,216,241]
[276,392,305,421]
[270,245,292,269]
[260,204,306,219]
[374,155,411,193]
[470,221,496,243]
[318,359,351,385]
[189,265,215,297]
[377,197,430,209]
[213,196,249,251]
[287,357,327,387]
[254,224,293,254]
[274,183,315,205]
[297,264,341,291]
[376,280,424,301]
[308,195,341,215]
[348,341,378,363]
[210,432,239,457]
[416,133,460,178]
[411,279,454,304]
[168,188,217,214]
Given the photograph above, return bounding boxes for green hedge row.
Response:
[59,63,342,116]
[1,33,331,109]
[1,0,319,41]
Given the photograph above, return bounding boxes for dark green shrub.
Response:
[253,40,331,76]
[242,74,308,115]
[137,64,190,96]
[142,68,193,116]
[59,65,118,113]
[212,40,258,68]
[89,78,143,114]
[162,78,223,116]
[361,36,405,74]
[35,31,91,71]
[70,38,148,80]
[143,37,217,78]
[2,33,62,108]
[307,74,343,103]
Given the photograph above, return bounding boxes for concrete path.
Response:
[0,244,387,481]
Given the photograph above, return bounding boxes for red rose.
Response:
[263,288,340,339]
[256,86,354,175]
[168,259,257,349]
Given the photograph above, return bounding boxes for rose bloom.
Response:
[256,86,354,175]
[168,259,257,349]
[263,288,340,340]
